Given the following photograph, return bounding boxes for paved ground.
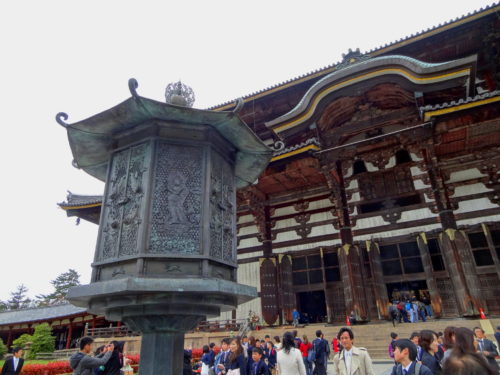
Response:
[326,361,394,375]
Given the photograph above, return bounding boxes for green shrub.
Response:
[12,333,32,350]
[0,338,7,358]
[12,324,55,359]
[29,324,55,360]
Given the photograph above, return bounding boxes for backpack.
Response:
[308,342,316,362]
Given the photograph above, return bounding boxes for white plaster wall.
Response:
[235,297,262,322]
[310,224,338,237]
[274,218,297,230]
[454,198,498,214]
[309,211,334,223]
[275,230,301,242]
[450,183,493,198]
[273,205,296,217]
[238,214,254,224]
[410,166,424,176]
[238,224,259,236]
[238,237,261,249]
[447,168,486,183]
[457,214,500,227]
[410,152,423,162]
[398,207,438,223]
[366,162,378,172]
[344,166,354,178]
[346,179,359,190]
[348,192,361,203]
[353,216,387,230]
[272,239,340,253]
[413,179,431,190]
[308,198,334,210]
[385,156,396,169]
[354,223,442,241]
[237,251,263,260]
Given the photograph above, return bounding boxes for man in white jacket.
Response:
[333,328,375,375]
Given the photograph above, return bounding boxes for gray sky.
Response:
[0,0,494,301]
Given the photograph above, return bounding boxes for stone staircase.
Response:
[242,318,500,360]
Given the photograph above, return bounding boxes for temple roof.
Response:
[0,304,87,326]
[420,90,500,121]
[58,192,102,209]
[208,3,499,111]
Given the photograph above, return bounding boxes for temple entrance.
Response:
[297,290,327,323]
[386,280,429,302]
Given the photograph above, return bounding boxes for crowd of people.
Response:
[389,326,499,374]
[66,324,500,375]
[388,298,433,326]
[191,328,364,375]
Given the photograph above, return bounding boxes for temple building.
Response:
[59,4,500,326]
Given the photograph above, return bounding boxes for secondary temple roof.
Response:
[0,304,86,326]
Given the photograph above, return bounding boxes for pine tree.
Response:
[36,269,80,306]
[7,284,31,310]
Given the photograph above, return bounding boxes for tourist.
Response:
[209,342,217,368]
[218,337,247,375]
[273,336,282,350]
[299,334,312,375]
[312,329,330,375]
[183,349,193,375]
[388,332,398,361]
[409,332,422,361]
[292,330,302,348]
[1,347,24,375]
[264,341,276,374]
[417,301,426,322]
[215,338,231,375]
[333,327,375,375]
[200,345,211,375]
[331,336,342,353]
[422,295,432,318]
[70,337,113,375]
[292,308,300,327]
[441,326,456,365]
[419,330,442,375]
[389,339,433,375]
[349,310,358,325]
[92,346,105,375]
[251,347,270,375]
[473,326,499,372]
[276,332,306,375]
[388,302,399,327]
[102,341,125,375]
[443,327,497,375]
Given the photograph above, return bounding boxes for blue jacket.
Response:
[420,351,441,374]
[312,338,329,365]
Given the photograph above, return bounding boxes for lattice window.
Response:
[292,252,340,285]
[427,238,445,271]
[380,241,424,275]
[468,232,494,266]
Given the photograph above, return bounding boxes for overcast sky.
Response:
[0,0,494,302]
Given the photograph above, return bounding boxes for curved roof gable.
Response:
[266,55,477,137]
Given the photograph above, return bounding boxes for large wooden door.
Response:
[260,258,279,325]
[279,255,295,323]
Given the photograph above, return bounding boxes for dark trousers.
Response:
[313,361,326,375]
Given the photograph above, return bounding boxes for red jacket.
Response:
[299,342,312,358]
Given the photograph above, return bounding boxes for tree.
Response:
[36,269,81,306]
[7,284,31,310]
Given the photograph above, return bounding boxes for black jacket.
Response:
[390,361,433,375]
[1,357,24,375]
[250,360,270,375]
[420,351,441,375]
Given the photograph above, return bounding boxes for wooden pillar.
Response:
[416,234,442,317]
[366,242,390,319]
[320,248,334,323]
[423,145,486,316]
[278,254,294,324]
[7,327,13,348]
[66,320,73,349]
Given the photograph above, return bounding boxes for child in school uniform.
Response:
[251,347,270,375]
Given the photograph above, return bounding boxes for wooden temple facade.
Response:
[60,4,500,325]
